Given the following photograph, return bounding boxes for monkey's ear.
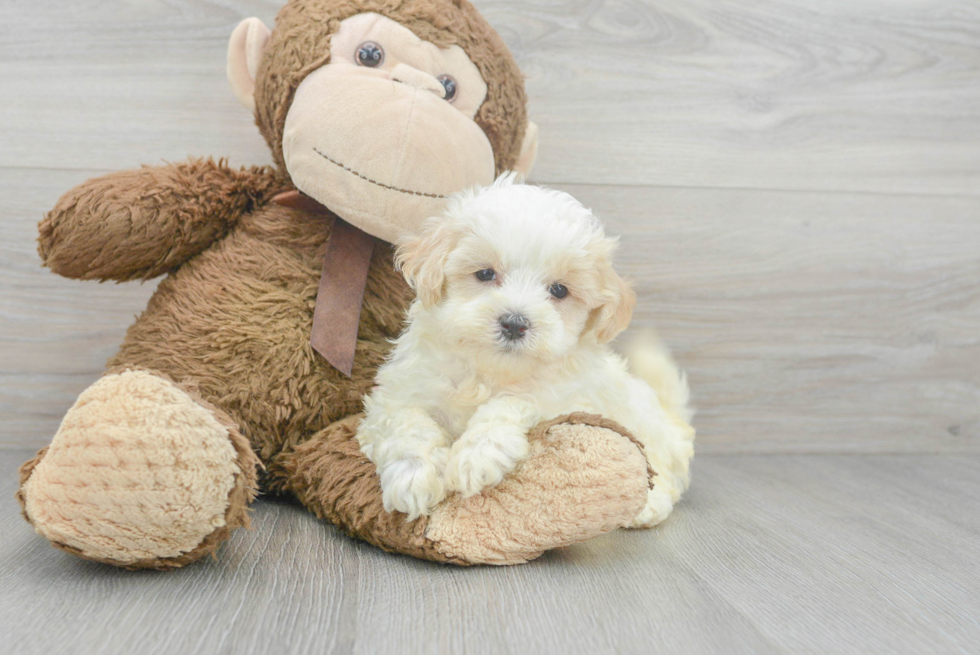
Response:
[227,18,272,113]
[512,122,539,176]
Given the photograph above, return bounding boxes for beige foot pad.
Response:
[17,370,258,569]
[426,413,651,565]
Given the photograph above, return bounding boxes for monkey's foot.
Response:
[426,414,651,564]
[17,370,259,569]
[285,413,651,565]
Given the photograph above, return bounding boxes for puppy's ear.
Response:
[396,222,460,307]
[592,265,636,344]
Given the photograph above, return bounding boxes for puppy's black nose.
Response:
[499,314,531,341]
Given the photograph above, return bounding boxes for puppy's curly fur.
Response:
[357,175,695,524]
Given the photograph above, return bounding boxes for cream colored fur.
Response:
[357,176,695,525]
[22,370,241,563]
[227,17,272,113]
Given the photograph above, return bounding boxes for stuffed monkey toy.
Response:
[16,0,656,568]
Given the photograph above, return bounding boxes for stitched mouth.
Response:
[313,147,447,199]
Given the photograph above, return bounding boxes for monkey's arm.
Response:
[38,158,282,281]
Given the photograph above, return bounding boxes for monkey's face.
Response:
[229,8,537,244]
[282,14,495,243]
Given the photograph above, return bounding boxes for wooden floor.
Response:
[3,450,979,654]
[2,0,978,653]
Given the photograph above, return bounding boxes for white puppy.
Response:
[356,175,695,527]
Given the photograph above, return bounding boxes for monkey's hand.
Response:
[38,157,282,281]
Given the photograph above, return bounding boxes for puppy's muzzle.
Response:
[499,314,531,341]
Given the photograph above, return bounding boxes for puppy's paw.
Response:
[445,424,529,497]
[378,453,449,520]
[628,485,675,528]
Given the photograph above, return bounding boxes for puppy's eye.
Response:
[355,42,384,67]
[549,283,569,299]
[475,268,496,282]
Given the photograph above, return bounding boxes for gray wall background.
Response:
[1,0,977,452]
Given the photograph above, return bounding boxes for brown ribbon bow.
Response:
[272,190,378,377]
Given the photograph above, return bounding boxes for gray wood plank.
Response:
[3,169,977,452]
[649,454,980,655]
[3,450,979,654]
[584,183,980,453]
[0,168,160,448]
[1,0,978,195]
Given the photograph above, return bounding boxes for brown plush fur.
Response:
[281,414,463,563]
[40,158,282,282]
[105,205,413,492]
[19,0,651,568]
[15,447,47,522]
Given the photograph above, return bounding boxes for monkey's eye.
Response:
[437,75,458,102]
[475,268,496,282]
[355,42,384,67]
[549,283,569,299]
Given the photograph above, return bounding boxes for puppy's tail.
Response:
[624,330,694,423]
